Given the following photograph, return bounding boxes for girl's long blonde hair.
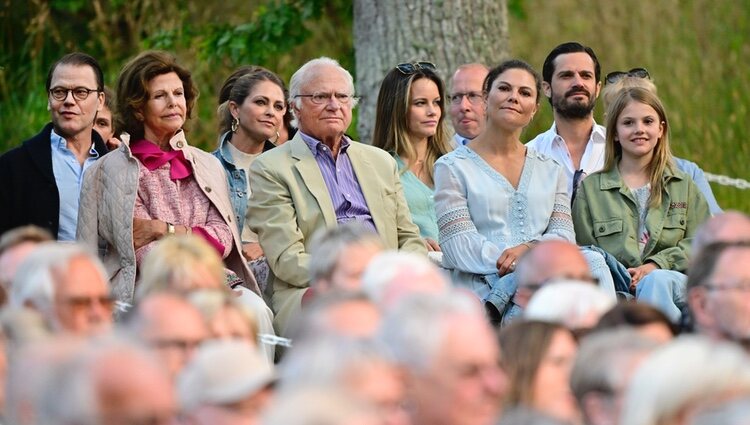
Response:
[604,87,674,208]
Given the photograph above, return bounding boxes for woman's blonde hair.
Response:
[136,235,225,300]
[601,75,658,111]
[372,66,451,185]
[604,87,674,208]
[186,289,259,341]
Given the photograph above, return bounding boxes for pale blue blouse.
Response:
[434,146,574,276]
[395,156,439,240]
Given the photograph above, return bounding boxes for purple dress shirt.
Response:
[300,132,378,234]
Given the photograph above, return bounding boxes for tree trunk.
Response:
[353,0,509,144]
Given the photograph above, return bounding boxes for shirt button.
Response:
[204,186,212,193]
[176,141,184,148]
[599,226,605,232]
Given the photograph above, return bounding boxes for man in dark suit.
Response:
[0,52,107,240]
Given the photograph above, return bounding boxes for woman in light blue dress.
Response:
[373,62,452,251]
[435,59,614,318]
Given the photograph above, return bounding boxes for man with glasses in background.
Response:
[688,240,750,350]
[247,57,425,337]
[448,63,489,147]
[9,242,114,337]
[0,52,108,240]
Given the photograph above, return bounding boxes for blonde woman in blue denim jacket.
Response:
[573,87,710,322]
[214,67,287,291]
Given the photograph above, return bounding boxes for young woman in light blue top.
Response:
[435,60,616,318]
[372,62,452,250]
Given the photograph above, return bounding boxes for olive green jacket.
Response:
[572,165,710,272]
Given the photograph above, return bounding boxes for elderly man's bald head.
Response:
[517,240,592,287]
[693,211,750,257]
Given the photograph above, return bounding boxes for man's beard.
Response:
[552,86,596,119]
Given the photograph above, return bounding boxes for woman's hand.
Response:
[132,218,165,250]
[242,242,264,261]
[628,262,659,290]
[496,243,532,276]
[423,238,441,252]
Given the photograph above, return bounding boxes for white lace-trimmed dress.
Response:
[434,145,575,299]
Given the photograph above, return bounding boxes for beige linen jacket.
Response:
[77,131,259,303]
[247,133,426,336]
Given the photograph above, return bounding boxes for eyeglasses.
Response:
[294,92,357,105]
[151,337,205,352]
[450,92,484,106]
[61,295,115,311]
[523,274,600,293]
[605,68,650,85]
[395,61,436,75]
[49,86,100,101]
[705,280,750,292]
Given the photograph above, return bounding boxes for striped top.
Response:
[300,131,377,234]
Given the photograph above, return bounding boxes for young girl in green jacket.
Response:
[572,87,710,322]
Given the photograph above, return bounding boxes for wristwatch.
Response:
[166,222,176,235]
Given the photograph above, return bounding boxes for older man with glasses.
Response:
[9,242,114,337]
[448,63,489,147]
[688,237,750,349]
[246,57,425,337]
[0,52,108,240]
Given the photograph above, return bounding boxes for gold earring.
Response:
[231,117,239,133]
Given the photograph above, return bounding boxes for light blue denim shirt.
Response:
[50,129,100,241]
[674,157,722,215]
[213,131,276,238]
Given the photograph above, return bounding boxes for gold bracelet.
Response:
[166,222,176,235]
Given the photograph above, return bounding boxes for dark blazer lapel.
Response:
[290,135,337,226]
[25,123,56,184]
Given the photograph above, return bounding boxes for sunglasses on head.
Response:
[396,61,436,75]
[605,68,650,85]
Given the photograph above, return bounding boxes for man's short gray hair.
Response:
[620,335,750,425]
[278,335,395,391]
[570,328,659,407]
[309,222,383,287]
[288,57,356,121]
[361,251,449,306]
[379,291,483,373]
[9,242,107,321]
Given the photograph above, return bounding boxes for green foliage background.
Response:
[1,0,747,211]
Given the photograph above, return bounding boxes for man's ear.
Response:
[687,287,714,331]
[96,91,104,112]
[542,81,552,99]
[594,80,602,100]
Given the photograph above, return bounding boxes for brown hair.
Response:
[595,302,677,336]
[372,66,451,185]
[498,320,571,407]
[216,66,287,134]
[114,50,198,140]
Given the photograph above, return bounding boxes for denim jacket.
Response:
[572,164,710,272]
[213,131,276,238]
